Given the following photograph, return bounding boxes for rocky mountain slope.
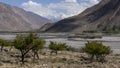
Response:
[45,0,120,32]
[0,2,51,31]
[39,23,54,32]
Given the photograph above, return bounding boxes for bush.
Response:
[66,46,76,52]
[0,39,12,52]
[82,41,112,62]
[0,39,5,51]
[49,41,68,55]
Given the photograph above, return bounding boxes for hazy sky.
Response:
[0,0,100,20]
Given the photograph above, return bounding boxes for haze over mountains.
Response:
[45,0,120,32]
[0,2,51,31]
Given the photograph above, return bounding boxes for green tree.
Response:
[14,34,28,64]
[49,41,68,55]
[31,37,46,60]
[14,34,35,64]
[82,41,111,62]
[25,33,37,46]
[14,33,46,64]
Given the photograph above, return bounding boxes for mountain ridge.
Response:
[45,0,120,32]
[0,2,52,31]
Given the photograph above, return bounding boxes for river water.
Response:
[0,34,120,54]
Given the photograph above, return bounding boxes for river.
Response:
[0,34,120,54]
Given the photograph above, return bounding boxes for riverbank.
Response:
[0,34,120,54]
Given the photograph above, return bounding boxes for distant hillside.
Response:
[0,2,52,31]
[39,23,54,32]
[45,0,120,32]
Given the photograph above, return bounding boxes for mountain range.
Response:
[0,2,51,31]
[45,0,120,32]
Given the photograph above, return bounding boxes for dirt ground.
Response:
[0,47,120,68]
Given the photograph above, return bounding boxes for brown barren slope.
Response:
[0,2,51,31]
[46,0,120,32]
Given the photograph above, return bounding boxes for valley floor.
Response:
[0,47,120,68]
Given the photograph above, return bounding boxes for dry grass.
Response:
[0,47,120,68]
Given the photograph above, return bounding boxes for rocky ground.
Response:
[0,47,120,68]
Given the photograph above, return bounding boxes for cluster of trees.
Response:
[0,33,112,64]
[0,33,75,64]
